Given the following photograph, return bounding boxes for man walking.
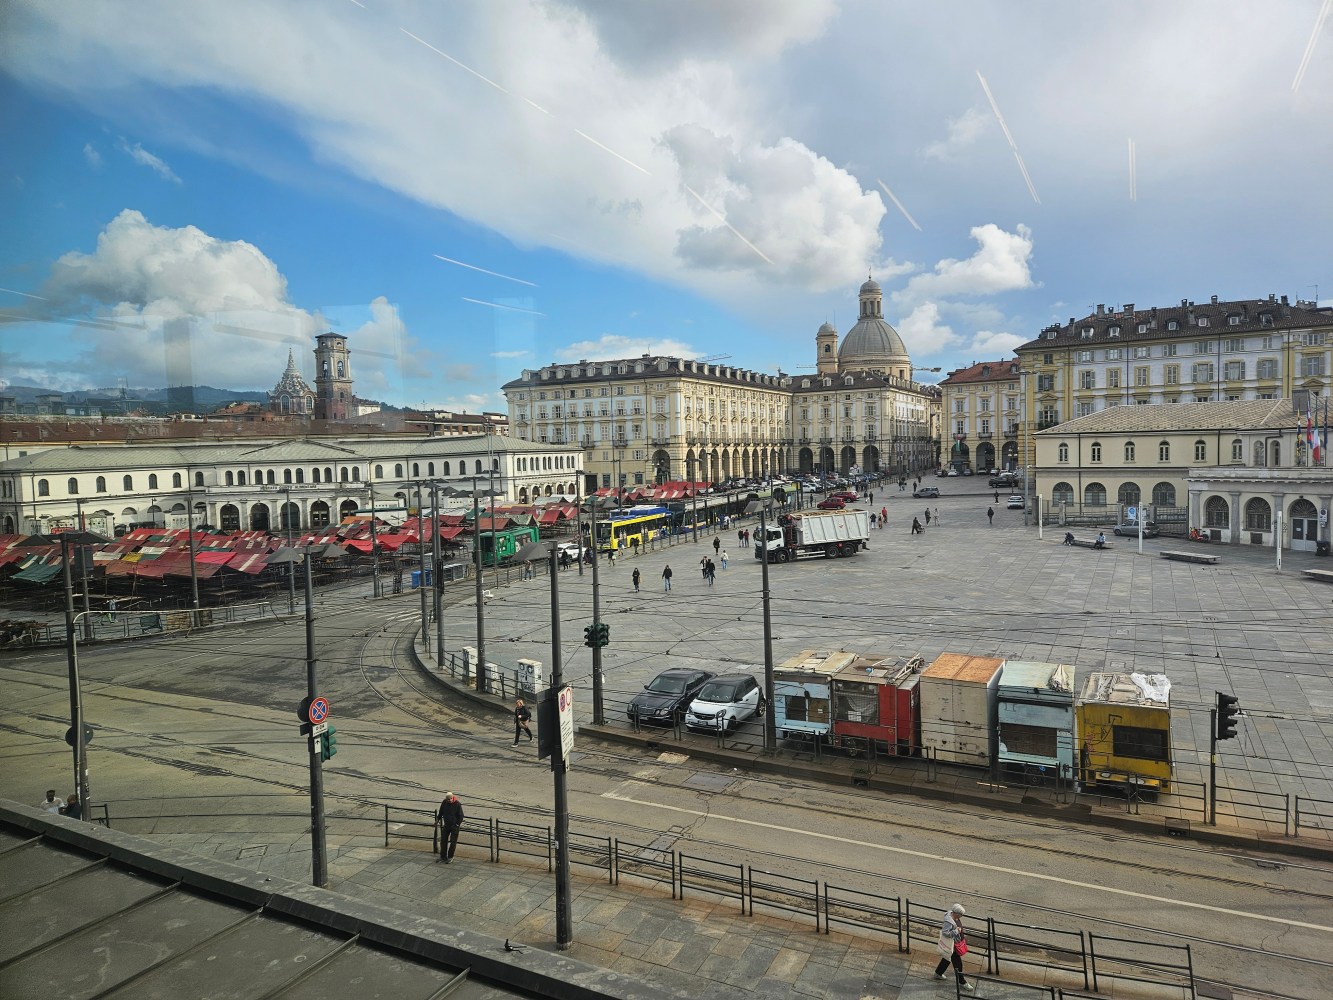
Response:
[712,536,721,557]
[662,564,673,591]
[632,567,641,591]
[987,506,995,526]
[705,559,716,586]
[436,792,464,863]
[512,698,533,745]
[37,789,63,814]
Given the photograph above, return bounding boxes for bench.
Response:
[1302,568,1333,583]
[1065,538,1113,549]
[1161,550,1219,565]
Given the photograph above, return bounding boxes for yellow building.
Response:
[938,359,1021,473]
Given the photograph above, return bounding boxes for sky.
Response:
[1,0,1330,412]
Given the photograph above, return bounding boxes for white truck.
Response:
[754,509,871,563]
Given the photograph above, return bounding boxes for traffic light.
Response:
[584,622,610,648]
[1215,693,1240,741]
[583,624,596,648]
[321,725,338,760]
[598,622,610,647]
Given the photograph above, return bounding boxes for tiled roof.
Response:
[1018,296,1330,351]
[1036,399,1299,435]
[939,359,1020,385]
[503,355,790,391]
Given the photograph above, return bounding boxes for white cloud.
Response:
[896,302,954,355]
[491,349,530,359]
[968,330,1026,355]
[118,139,181,183]
[922,107,991,161]
[899,223,1035,301]
[82,143,101,168]
[554,333,698,362]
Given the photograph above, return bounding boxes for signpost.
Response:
[557,685,574,765]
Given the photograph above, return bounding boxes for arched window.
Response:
[96,476,107,492]
[1124,441,1136,462]
[172,472,182,488]
[442,461,450,476]
[1117,483,1140,506]
[1057,443,1069,463]
[412,463,420,477]
[428,462,435,476]
[225,471,234,486]
[194,471,204,487]
[1152,482,1176,506]
[148,474,159,490]
[266,470,275,485]
[1158,441,1170,462]
[1252,441,1264,466]
[296,468,304,483]
[374,464,383,479]
[351,468,360,482]
[324,467,333,481]
[340,467,349,482]
[1230,438,1243,462]
[476,460,484,474]
[124,475,133,490]
[1051,481,1074,504]
[493,458,500,471]
[1204,496,1229,528]
[237,471,246,486]
[312,468,321,483]
[1270,439,1281,467]
[1244,497,1272,531]
[395,463,403,477]
[1195,440,1207,462]
[37,479,50,496]
[1083,482,1107,506]
[1090,442,1102,462]
[68,478,79,494]
[284,469,292,484]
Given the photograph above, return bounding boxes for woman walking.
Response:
[933,903,972,990]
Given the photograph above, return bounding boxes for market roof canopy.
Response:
[513,539,555,562]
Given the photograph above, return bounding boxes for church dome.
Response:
[817,321,837,335]
[838,276,909,373]
[270,349,315,415]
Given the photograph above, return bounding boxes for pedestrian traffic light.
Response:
[583,624,596,648]
[597,622,610,647]
[1215,692,1240,741]
[321,725,338,760]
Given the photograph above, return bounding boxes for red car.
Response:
[817,498,846,510]
[831,490,858,502]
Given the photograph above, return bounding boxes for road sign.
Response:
[1127,505,1137,521]
[65,723,94,747]
[1321,507,1328,526]
[307,696,330,725]
[557,685,574,764]
[311,721,328,737]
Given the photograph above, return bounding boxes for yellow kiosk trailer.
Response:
[1076,672,1172,795]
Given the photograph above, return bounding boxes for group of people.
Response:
[735,528,752,548]
[37,789,81,819]
[699,555,718,585]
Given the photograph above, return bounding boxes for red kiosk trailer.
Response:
[830,653,926,756]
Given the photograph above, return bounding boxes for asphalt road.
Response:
[3,491,1333,997]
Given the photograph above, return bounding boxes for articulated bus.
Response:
[596,505,670,551]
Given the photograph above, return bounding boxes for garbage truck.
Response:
[754,509,871,563]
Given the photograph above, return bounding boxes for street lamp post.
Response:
[430,481,444,668]
[60,536,89,821]
[184,475,200,611]
[417,481,429,648]
[471,478,488,694]
[284,485,296,614]
[367,482,382,598]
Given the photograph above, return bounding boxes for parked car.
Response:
[989,473,1018,488]
[556,540,586,561]
[946,468,960,477]
[629,668,715,726]
[1006,494,1026,510]
[1113,520,1160,537]
[685,674,764,732]
[961,468,974,476]
[817,498,846,510]
[831,490,858,502]
[913,486,941,499]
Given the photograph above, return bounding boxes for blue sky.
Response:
[1,0,1330,412]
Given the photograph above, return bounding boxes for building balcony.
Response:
[952,433,967,442]
[1004,427,1018,439]
[1036,419,1061,431]
[977,432,993,441]
[650,438,671,446]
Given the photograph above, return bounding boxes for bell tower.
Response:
[815,322,839,375]
[313,333,353,421]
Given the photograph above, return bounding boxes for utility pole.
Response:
[61,536,90,820]
[759,506,776,752]
[472,485,487,693]
[284,485,296,614]
[548,545,572,949]
[185,477,200,610]
[304,554,328,887]
[590,501,604,725]
[431,481,444,668]
[368,483,382,599]
[417,482,429,648]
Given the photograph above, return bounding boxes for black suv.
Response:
[988,473,1018,488]
[629,668,715,726]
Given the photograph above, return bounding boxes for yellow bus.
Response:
[595,505,670,552]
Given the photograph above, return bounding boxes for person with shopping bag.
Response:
[933,902,972,990]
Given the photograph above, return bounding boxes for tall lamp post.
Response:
[430,481,444,668]
[471,478,488,694]
[367,482,382,598]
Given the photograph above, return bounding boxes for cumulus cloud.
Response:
[896,302,955,355]
[554,333,698,362]
[922,107,992,161]
[26,210,426,394]
[118,139,181,183]
[968,330,1026,355]
[897,223,1035,301]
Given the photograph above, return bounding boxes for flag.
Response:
[1307,399,1323,465]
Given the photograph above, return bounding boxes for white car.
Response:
[685,674,763,733]
[556,540,586,560]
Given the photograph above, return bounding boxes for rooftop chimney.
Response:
[1096,303,1105,316]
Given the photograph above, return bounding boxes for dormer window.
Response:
[1197,317,1209,328]
[1108,326,1121,338]
[1166,320,1179,331]
[1228,315,1240,326]
[1081,327,1094,339]
[981,365,991,377]
[1260,314,1274,327]
[1138,323,1148,333]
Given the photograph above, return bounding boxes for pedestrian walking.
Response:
[738,529,744,547]
[712,536,721,556]
[705,559,716,586]
[630,536,639,556]
[924,508,931,526]
[881,506,887,523]
[63,793,82,820]
[632,567,641,591]
[933,903,972,990]
[37,789,63,814]
[607,546,616,565]
[869,512,877,528]
[512,698,533,744]
[994,491,1000,503]
[662,564,673,591]
[869,492,874,503]
[720,550,728,569]
[987,506,995,526]
[436,792,464,863]
[911,517,923,534]
[522,559,533,580]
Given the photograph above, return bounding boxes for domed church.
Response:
[816,277,912,378]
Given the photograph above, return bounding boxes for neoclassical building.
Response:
[1032,397,1330,550]
[0,433,581,536]
[938,359,1022,472]
[502,277,940,488]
